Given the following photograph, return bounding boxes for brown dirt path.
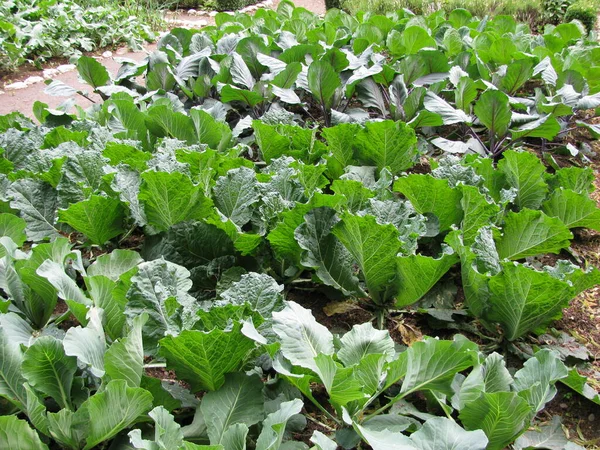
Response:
[0,0,325,118]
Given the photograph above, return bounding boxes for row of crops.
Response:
[1,1,600,448]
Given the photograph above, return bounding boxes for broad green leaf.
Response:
[0,329,27,410]
[9,179,59,241]
[313,355,366,407]
[230,53,255,90]
[310,430,337,450]
[410,417,488,450]
[58,195,125,245]
[460,185,500,245]
[487,263,574,340]
[542,188,600,231]
[218,272,283,317]
[104,313,147,388]
[125,259,196,353]
[272,301,334,373]
[83,379,153,450]
[213,167,259,227]
[0,213,26,253]
[501,59,534,95]
[129,406,185,449]
[103,142,150,172]
[400,336,477,397]
[548,166,594,194]
[308,60,340,108]
[498,150,548,210]
[159,323,256,391]
[87,249,143,281]
[255,399,303,450]
[46,407,88,449]
[559,369,600,406]
[395,250,458,307]
[460,392,531,450]
[22,336,77,410]
[189,108,232,152]
[220,85,264,107]
[474,90,511,138]
[354,422,416,449]
[86,275,126,341]
[200,372,264,445]
[63,307,106,377]
[77,55,110,89]
[394,175,463,232]
[139,171,213,232]
[354,120,418,174]
[146,106,196,144]
[496,209,572,260]
[402,27,437,54]
[0,415,49,450]
[323,123,359,179]
[295,207,362,296]
[338,322,394,367]
[220,423,248,450]
[510,114,560,141]
[333,213,401,304]
[513,416,583,450]
[513,349,567,413]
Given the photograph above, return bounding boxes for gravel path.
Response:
[0,0,325,117]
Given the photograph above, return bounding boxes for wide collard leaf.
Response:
[295,207,362,296]
[0,213,26,255]
[460,392,532,450]
[410,417,488,450]
[307,59,340,108]
[83,379,153,450]
[487,263,574,340]
[394,175,462,232]
[125,259,196,353]
[338,322,395,367]
[9,179,60,241]
[129,406,185,449]
[354,120,418,174]
[201,372,264,445]
[77,55,110,89]
[159,323,256,391]
[400,336,478,397]
[255,399,303,450]
[104,313,147,388]
[333,213,401,304]
[272,301,334,373]
[513,416,584,450]
[322,123,359,179]
[474,90,511,138]
[0,415,49,450]
[423,91,471,125]
[498,150,548,210]
[217,272,283,317]
[0,328,27,409]
[213,167,259,228]
[139,171,213,232]
[22,336,77,410]
[460,185,500,245]
[495,209,572,260]
[58,195,125,245]
[86,249,143,281]
[189,109,232,152]
[542,188,600,231]
[63,307,106,377]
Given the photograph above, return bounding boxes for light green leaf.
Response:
[513,416,583,450]
[423,91,471,125]
[310,430,337,450]
[460,185,500,245]
[9,179,59,241]
[220,85,264,107]
[256,399,303,450]
[410,417,488,450]
[272,301,334,373]
[323,123,359,179]
[496,209,572,260]
[498,150,548,210]
[338,322,395,367]
[58,195,125,245]
[487,263,574,340]
[513,349,567,413]
[159,323,256,391]
[354,422,416,449]
[460,392,531,450]
[333,213,401,304]
[510,114,560,141]
[560,369,600,406]
[0,415,49,450]
[146,106,196,144]
[87,249,143,281]
[77,55,110,89]
[22,336,77,410]
[139,171,213,232]
[394,174,463,232]
[402,27,437,54]
[83,379,153,450]
[104,313,147,387]
[200,372,264,445]
[396,250,458,307]
[400,336,477,397]
[354,120,418,174]
[63,307,106,377]
[213,167,259,227]
[295,207,362,296]
[0,213,26,255]
[218,272,284,317]
[129,406,184,450]
[189,108,232,152]
[542,188,600,231]
[0,328,27,409]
